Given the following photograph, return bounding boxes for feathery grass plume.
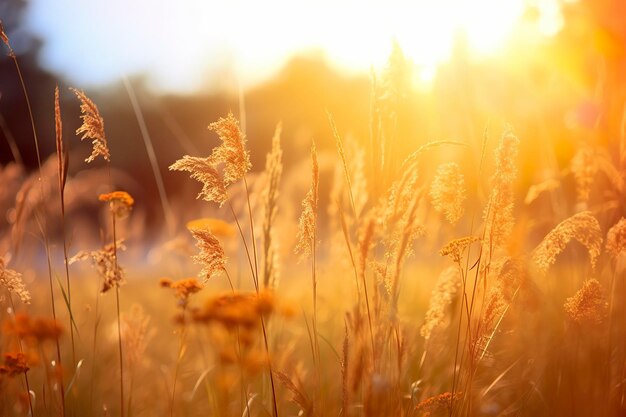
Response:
[120,304,154,369]
[169,156,228,206]
[295,141,319,259]
[160,277,203,308]
[421,266,460,340]
[0,20,15,57]
[606,217,626,260]
[440,236,480,263]
[189,228,226,282]
[483,128,519,250]
[207,112,251,185]
[532,211,603,275]
[262,123,283,287]
[69,240,127,293]
[70,88,110,163]
[0,256,30,304]
[430,162,466,225]
[571,146,597,201]
[564,278,608,326]
[99,191,134,218]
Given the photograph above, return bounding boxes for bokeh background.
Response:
[1,0,625,243]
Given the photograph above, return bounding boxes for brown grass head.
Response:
[190,227,226,282]
[0,256,30,304]
[70,87,110,163]
[564,278,608,326]
[430,162,466,225]
[208,112,251,185]
[532,211,603,276]
[0,20,15,57]
[295,141,319,259]
[169,156,228,206]
[55,86,69,194]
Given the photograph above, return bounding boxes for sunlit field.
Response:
[2,1,626,416]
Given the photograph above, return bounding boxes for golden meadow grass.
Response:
[2,30,626,417]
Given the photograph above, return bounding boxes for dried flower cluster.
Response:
[192,290,275,329]
[0,352,29,377]
[160,277,203,307]
[0,256,30,304]
[420,266,460,340]
[71,88,110,163]
[295,142,319,259]
[69,240,126,293]
[605,217,626,260]
[430,162,466,225]
[99,191,134,218]
[4,313,63,342]
[564,278,608,326]
[190,228,226,282]
[440,236,479,263]
[532,211,603,275]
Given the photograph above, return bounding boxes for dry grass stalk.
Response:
[262,123,283,288]
[207,112,251,186]
[430,162,466,225]
[0,256,30,304]
[295,141,319,259]
[189,228,226,283]
[483,128,519,251]
[99,191,135,218]
[421,266,460,340]
[532,211,603,275]
[70,88,111,163]
[415,392,460,416]
[564,278,608,326]
[169,156,228,206]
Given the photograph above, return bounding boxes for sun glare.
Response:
[25,0,563,92]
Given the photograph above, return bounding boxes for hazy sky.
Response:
[22,0,562,94]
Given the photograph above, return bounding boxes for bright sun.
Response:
[25,0,563,92]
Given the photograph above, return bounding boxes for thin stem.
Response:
[107,166,125,417]
[227,200,258,289]
[243,177,260,287]
[171,305,187,417]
